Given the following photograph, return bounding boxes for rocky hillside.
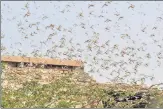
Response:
[1,65,163,108]
[1,64,95,90]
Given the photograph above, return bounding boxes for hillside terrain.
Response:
[1,64,163,108]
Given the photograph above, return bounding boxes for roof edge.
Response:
[1,56,84,67]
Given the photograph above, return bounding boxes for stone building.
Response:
[1,56,84,72]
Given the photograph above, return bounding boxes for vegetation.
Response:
[1,62,7,69]
[1,1,163,108]
[2,72,163,108]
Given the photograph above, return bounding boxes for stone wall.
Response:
[1,63,95,90]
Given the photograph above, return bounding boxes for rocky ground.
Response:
[1,66,95,90]
[1,66,163,108]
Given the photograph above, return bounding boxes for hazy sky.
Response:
[1,1,163,88]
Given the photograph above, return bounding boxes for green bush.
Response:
[2,74,163,108]
[1,62,7,69]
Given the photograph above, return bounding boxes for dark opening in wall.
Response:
[8,62,17,67]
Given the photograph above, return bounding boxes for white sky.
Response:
[1,1,163,87]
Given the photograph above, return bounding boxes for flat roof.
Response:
[1,56,83,67]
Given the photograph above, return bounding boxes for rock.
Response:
[133,102,147,108]
[1,80,8,88]
[75,104,82,108]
